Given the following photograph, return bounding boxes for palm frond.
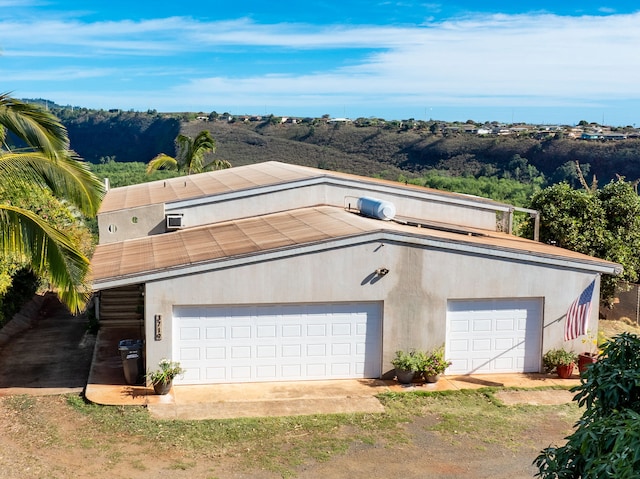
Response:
[204,159,232,171]
[0,204,90,313]
[0,93,69,158]
[0,151,104,216]
[146,153,178,173]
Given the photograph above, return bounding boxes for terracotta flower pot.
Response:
[578,353,598,374]
[556,364,575,379]
[153,380,172,395]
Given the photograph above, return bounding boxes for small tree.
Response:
[146,130,231,175]
[534,333,640,477]
[525,179,640,306]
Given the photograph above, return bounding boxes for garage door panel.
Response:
[206,347,225,359]
[447,299,542,374]
[472,338,491,351]
[496,319,515,331]
[307,324,326,336]
[206,327,225,339]
[257,365,276,378]
[257,325,276,337]
[449,319,470,332]
[174,303,382,384]
[180,348,200,361]
[181,327,200,340]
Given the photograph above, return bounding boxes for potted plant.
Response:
[391,349,418,384]
[147,359,184,395]
[578,330,602,374]
[418,346,452,383]
[543,348,578,379]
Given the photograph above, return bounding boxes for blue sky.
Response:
[2,1,640,125]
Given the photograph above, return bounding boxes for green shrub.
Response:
[535,333,640,477]
[391,350,419,371]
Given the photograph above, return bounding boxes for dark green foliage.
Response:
[91,160,178,188]
[535,333,640,478]
[412,171,542,207]
[524,180,640,304]
[56,109,180,164]
[0,268,39,326]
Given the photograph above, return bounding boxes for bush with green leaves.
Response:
[534,333,640,478]
[391,349,419,371]
[525,180,640,306]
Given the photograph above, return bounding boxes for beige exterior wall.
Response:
[170,183,501,231]
[142,239,598,378]
[99,181,502,244]
[98,203,165,244]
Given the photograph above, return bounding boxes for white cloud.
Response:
[3,10,640,118]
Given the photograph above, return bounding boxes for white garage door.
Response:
[446,298,542,375]
[173,303,382,384]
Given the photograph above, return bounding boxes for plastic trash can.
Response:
[118,339,144,385]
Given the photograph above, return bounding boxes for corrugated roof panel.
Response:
[91,205,621,286]
[117,240,156,276]
[89,242,124,281]
[179,228,224,263]
[98,162,320,213]
[235,217,296,250]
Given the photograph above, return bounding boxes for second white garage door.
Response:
[173,302,382,384]
[446,298,542,375]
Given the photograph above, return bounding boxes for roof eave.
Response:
[91,230,621,291]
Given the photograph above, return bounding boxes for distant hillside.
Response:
[184,119,640,184]
[52,107,640,184]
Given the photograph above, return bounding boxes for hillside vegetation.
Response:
[52,108,640,189]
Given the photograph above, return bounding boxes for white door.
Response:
[173,302,382,384]
[446,298,542,374]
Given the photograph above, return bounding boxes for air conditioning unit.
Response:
[166,214,184,230]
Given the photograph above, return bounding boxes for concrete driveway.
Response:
[0,294,95,396]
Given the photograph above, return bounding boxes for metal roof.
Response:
[98,161,512,214]
[90,205,621,289]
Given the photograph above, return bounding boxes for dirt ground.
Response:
[0,393,578,479]
[0,296,597,478]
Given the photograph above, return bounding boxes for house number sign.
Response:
[154,314,162,341]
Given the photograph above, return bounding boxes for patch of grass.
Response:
[64,388,580,476]
[66,395,402,475]
[378,388,581,450]
[131,459,147,471]
[169,459,196,470]
[3,395,60,447]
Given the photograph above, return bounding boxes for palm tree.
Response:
[0,93,104,313]
[146,130,231,175]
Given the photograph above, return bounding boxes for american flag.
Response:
[564,279,596,341]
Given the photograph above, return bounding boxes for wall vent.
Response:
[166,214,184,230]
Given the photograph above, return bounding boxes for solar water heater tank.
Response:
[357,196,396,221]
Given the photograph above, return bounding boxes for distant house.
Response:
[581,132,602,140]
[602,132,627,141]
[91,162,620,385]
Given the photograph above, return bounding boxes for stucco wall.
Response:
[98,203,165,244]
[99,181,503,245]
[167,183,501,232]
[142,238,599,378]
